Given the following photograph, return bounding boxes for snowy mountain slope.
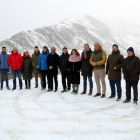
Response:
[0,75,140,140]
[0,15,132,55]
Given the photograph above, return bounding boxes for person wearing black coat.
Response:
[59,47,71,92]
[122,47,140,104]
[81,44,93,95]
[68,49,81,94]
[22,51,32,89]
[47,47,60,92]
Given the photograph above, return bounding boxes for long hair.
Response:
[70,49,80,56]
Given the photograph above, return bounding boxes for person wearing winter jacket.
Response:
[47,47,60,92]
[8,48,23,90]
[0,47,10,90]
[31,46,43,88]
[106,44,124,101]
[59,47,71,92]
[81,44,93,95]
[122,47,140,104]
[38,46,50,90]
[89,43,107,98]
[68,49,81,94]
[22,51,32,89]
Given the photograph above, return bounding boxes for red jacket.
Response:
[8,51,23,70]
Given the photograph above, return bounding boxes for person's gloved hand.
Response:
[125,74,132,78]
[68,69,70,74]
[77,70,80,73]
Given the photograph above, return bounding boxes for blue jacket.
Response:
[38,50,50,70]
[0,52,9,69]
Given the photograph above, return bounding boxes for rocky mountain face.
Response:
[0,15,139,56]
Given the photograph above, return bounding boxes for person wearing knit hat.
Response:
[127,47,134,53]
[43,46,48,50]
[122,47,140,104]
[62,47,67,50]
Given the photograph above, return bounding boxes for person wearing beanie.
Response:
[106,44,124,101]
[122,47,140,104]
[59,47,71,92]
[38,46,50,90]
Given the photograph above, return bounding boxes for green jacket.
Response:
[22,56,32,80]
[31,51,40,74]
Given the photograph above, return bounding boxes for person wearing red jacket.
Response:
[8,48,23,90]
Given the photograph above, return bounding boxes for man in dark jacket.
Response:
[122,47,140,104]
[81,44,93,95]
[0,47,10,90]
[59,47,71,92]
[31,46,42,88]
[38,46,50,90]
[47,47,60,92]
[106,44,124,101]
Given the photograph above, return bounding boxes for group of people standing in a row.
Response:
[0,43,139,104]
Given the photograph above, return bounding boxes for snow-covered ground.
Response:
[0,74,140,140]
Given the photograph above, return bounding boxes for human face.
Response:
[72,50,76,55]
[13,49,17,54]
[84,45,89,51]
[2,48,6,53]
[127,51,133,57]
[94,43,100,51]
[43,48,47,52]
[112,46,118,52]
[34,48,39,53]
[51,47,55,53]
[63,49,67,54]
[25,52,29,56]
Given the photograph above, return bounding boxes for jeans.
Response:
[83,76,93,92]
[12,70,22,89]
[1,69,9,88]
[109,80,122,98]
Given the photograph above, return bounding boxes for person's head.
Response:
[24,51,29,56]
[71,49,80,56]
[63,47,67,54]
[127,47,134,57]
[51,47,56,54]
[112,44,118,52]
[94,43,101,51]
[13,48,17,54]
[43,46,48,52]
[84,44,89,51]
[2,46,6,53]
[34,46,39,53]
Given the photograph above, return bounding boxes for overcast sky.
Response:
[0,0,140,41]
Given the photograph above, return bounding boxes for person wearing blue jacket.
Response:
[0,47,10,90]
[38,46,50,90]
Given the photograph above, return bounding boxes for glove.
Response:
[125,74,132,79]
[68,69,70,74]
[77,70,80,73]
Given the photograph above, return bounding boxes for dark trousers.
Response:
[125,80,138,101]
[41,70,50,89]
[109,80,122,98]
[49,74,58,90]
[61,72,71,90]
[12,70,22,89]
[1,69,9,88]
[25,79,30,88]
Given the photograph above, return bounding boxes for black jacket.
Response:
[68,61,82,84]
[81,49,93,76]
[59,52,69,73]
[47,52,60,75]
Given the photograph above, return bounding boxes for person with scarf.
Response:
[81,44,93,95]
[89,43,107,98]
[106,44,124,101]
[22,51,32,89]
[68,49,81,94]
[122,47,140,104]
